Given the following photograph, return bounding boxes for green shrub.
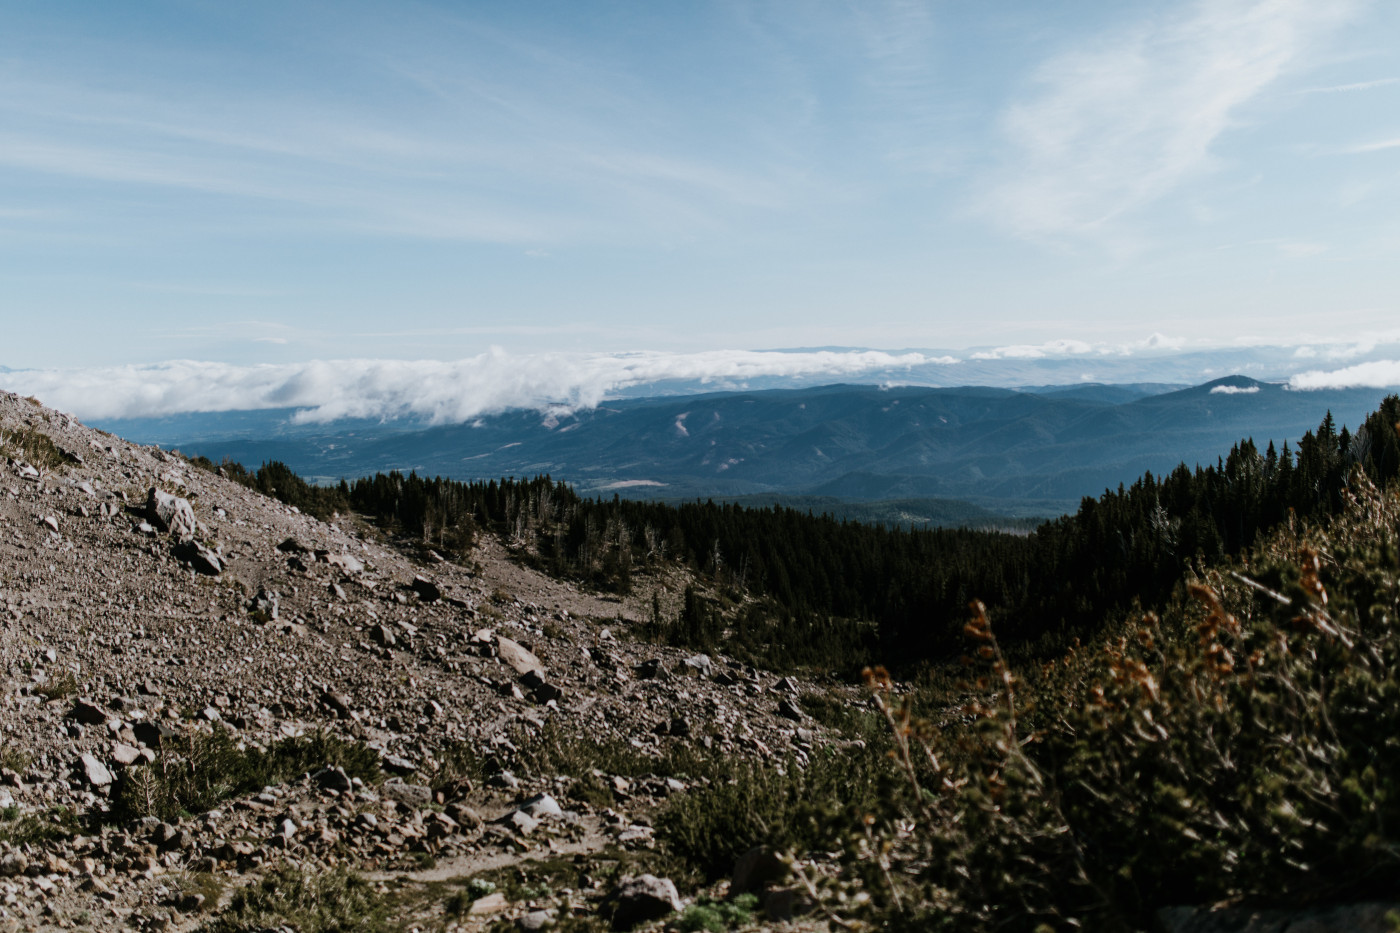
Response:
[835,474,1400,931]
[200,867,388,933]
[110,729,383,823]
[676,894,759,931]
[0,806,82,846]
[657,747,886,880]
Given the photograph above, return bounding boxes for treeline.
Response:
[191,396,1400,672]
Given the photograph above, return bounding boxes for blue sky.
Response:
[3,1,1400,417]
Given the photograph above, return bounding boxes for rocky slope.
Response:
[0,391,843,932]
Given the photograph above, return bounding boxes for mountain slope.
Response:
[100,378,1400,511]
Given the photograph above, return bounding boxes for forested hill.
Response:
[109,377,1395,511]
[197,395,1400,672]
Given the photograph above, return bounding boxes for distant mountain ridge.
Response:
[95,377,1399,515]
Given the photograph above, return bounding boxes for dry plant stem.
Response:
[1227,571,1290,606]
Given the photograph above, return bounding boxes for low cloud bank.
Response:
[0,349,939,423]
[1289,360,1400,391]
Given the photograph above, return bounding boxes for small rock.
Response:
[520,669,562,703]
[383,755,418,777]
[324,551,364,574]
[634,658,667,680]
[469,892,510,916]
[519,793,564,820]
[68,699,108,725]
[313,767,353,793]
[382,778,432,806]
[78,753,113,788]
[174,539,223,575]
[777,698,807,722]
[499,809,540,835]
[147,487,196,538]
[518,908,557,931]
[682,655,713,677]
[321,689,352,718]
[411,575,441,602]
[111,743,142,767]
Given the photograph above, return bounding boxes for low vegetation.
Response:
[825,471,1400,930]
[199,866,390,933]
[160,398,1400,930]
[110,729,382,823]
[0,423,69,472]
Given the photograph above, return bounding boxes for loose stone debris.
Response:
[0,389,843,931]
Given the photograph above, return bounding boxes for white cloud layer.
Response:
[1289,360,1400,390]
[0,349,940,423]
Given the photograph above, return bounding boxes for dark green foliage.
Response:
[676,894,760,932]
[0,806,82,846]
[198,397,1400,675]
[200,867,389,933]
[841,470,1400,930]
[430,741,486,796]
[188,456,349,521]
[110,730,382,823]
[507,719,721,785]
[656,746,887,880]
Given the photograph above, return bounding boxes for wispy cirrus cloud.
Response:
[0,349,942,423]
[1343,137,1400,154]
[1297,76,1399,93]
[980,0,1357,242]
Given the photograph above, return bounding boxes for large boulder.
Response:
[496,637,544,676]
[146,488,196,538]
[603,875,681,930]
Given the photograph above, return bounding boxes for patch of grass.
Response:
[171,871,225,913]
[510,720,726,785]
[430,741,486,797]
[199,867,389,933]
[0,424,68,473]
[676,894,760,932]
[656,746,887,880]
[565,772,615,810]
[0,745,30,773]
[110,729,384,823]
[799,690,881,739]
[35,672,80,702]
[0,805,82,846]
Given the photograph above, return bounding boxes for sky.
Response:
[2,0,1400,419]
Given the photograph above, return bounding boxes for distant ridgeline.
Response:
[192,396,1400,673]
